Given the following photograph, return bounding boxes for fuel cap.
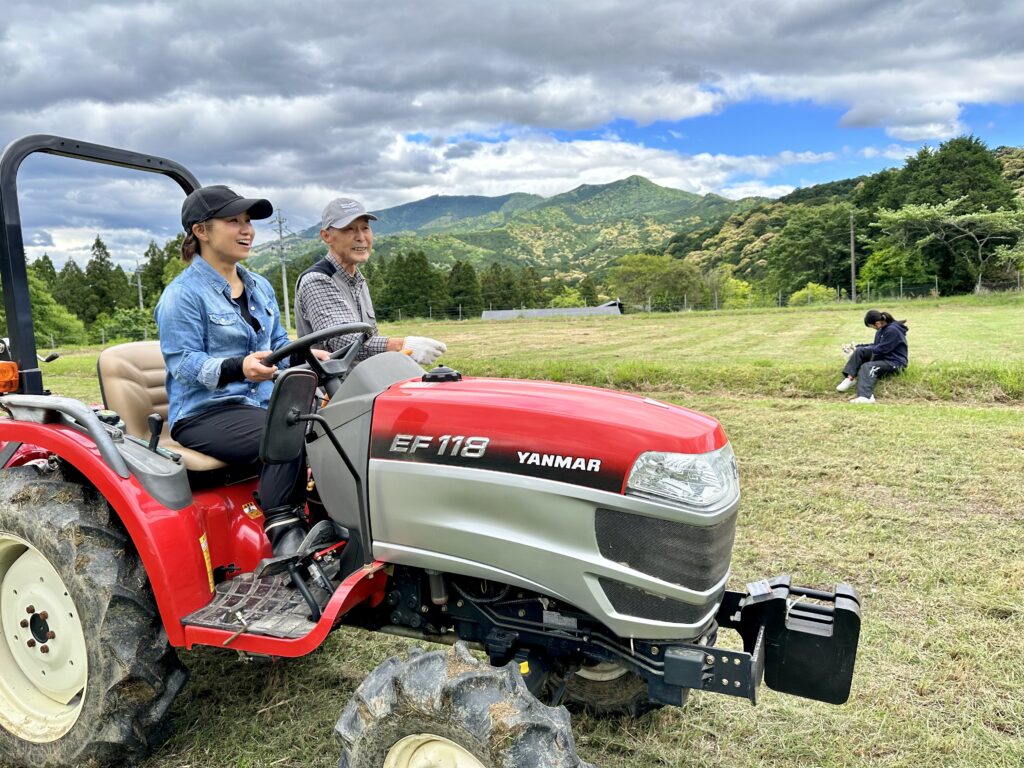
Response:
[94,409,121,425]
[422,365,462,383]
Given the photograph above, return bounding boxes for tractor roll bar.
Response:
[0,134,201,394]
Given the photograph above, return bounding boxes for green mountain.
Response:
[373,192,544,235]
[251,175,760,280]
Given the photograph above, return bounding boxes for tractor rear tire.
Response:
[0,468,187,768]
[335,643,594,768]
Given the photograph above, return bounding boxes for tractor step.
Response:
[182,572,328,639]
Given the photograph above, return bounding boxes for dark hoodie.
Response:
[863,321,909,368]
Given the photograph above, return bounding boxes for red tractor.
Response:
[0,135,861,768]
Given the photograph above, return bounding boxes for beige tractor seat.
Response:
[97,341,228,472]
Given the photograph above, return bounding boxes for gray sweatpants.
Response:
[842,347,903,398]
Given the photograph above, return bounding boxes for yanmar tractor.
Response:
[0,135,861,768]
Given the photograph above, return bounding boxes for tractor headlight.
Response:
[626,443,739,509]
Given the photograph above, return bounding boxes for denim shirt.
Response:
[155,256,290,427]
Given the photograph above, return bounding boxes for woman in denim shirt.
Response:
[156,185,319,555]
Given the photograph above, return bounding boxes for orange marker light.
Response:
[0,361,19,393]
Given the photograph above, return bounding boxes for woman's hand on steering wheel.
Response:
[262,322,374,384]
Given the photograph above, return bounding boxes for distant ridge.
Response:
[251,175,761,278]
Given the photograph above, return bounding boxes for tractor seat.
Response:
[97,341,228,472]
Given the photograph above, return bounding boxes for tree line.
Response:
[626,135,1023,310]
[0,234,605,347]
[263,247,603,322]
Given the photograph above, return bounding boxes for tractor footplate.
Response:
[182,572,327,639]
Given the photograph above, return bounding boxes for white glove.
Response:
[403,336,447,366]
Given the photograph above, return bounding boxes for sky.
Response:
[2,0,1024,269]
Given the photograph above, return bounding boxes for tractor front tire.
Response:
[336,643,594,768]
[0,469,187,768]
[558,661,673,719]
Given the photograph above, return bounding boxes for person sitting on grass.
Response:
[836,309,909,404]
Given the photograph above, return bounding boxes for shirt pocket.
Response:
[207,311,245,353]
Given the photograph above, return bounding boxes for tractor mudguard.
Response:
[0,412,222,646]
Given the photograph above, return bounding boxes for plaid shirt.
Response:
[294,253,389,358]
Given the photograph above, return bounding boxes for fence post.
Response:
[458,304,463,321]
[900,276,903,299]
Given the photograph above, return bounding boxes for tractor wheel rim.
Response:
[575,660,630,682]
[0,533,88,743]
[383,734,487,768]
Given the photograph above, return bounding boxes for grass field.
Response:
[32,295,1024,767]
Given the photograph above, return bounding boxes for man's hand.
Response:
[242,350,277,382]
[403,336,447,365]
[312,349,331,361]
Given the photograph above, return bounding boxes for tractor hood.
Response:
[369,376,726,494]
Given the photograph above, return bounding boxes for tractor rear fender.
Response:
[0,418,216,647]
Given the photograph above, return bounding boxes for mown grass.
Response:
[32,294,1024,767]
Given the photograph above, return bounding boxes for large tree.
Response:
[578,275,599,306]
[447,260,483,319]
[856,135,1016,213]
[608,253,702,311]
[82,236,133,324]
[379,251,448,320]
[480,263,521,310]
[765,203,858,296]
[873,199,1024,292]
[517,266,546,309]
[30,253,58,288]
[138,240,170,306]
[52,258,94,322]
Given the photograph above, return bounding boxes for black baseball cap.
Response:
[181,185,273,231]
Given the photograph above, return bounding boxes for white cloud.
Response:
[861,144,919,161]
[25,226,158,272]
[719,182,795,200]
[335,134,836,205]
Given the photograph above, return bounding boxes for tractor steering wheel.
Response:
[262,322,374,385]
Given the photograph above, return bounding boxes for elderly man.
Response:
[294,197,446,365]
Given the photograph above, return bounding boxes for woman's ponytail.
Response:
[181,231,199,262]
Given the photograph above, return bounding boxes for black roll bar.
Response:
[0,134,201,394]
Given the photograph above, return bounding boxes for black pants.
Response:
[842,347,903,398]
[172,404,306,510]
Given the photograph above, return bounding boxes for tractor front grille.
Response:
[598,578,708,625]
[595,507,736,591]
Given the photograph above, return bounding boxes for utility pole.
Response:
[849,211,857,303]
[135,260,144,310]
[274,210,291,330]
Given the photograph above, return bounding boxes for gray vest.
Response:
[294,258,377,338]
